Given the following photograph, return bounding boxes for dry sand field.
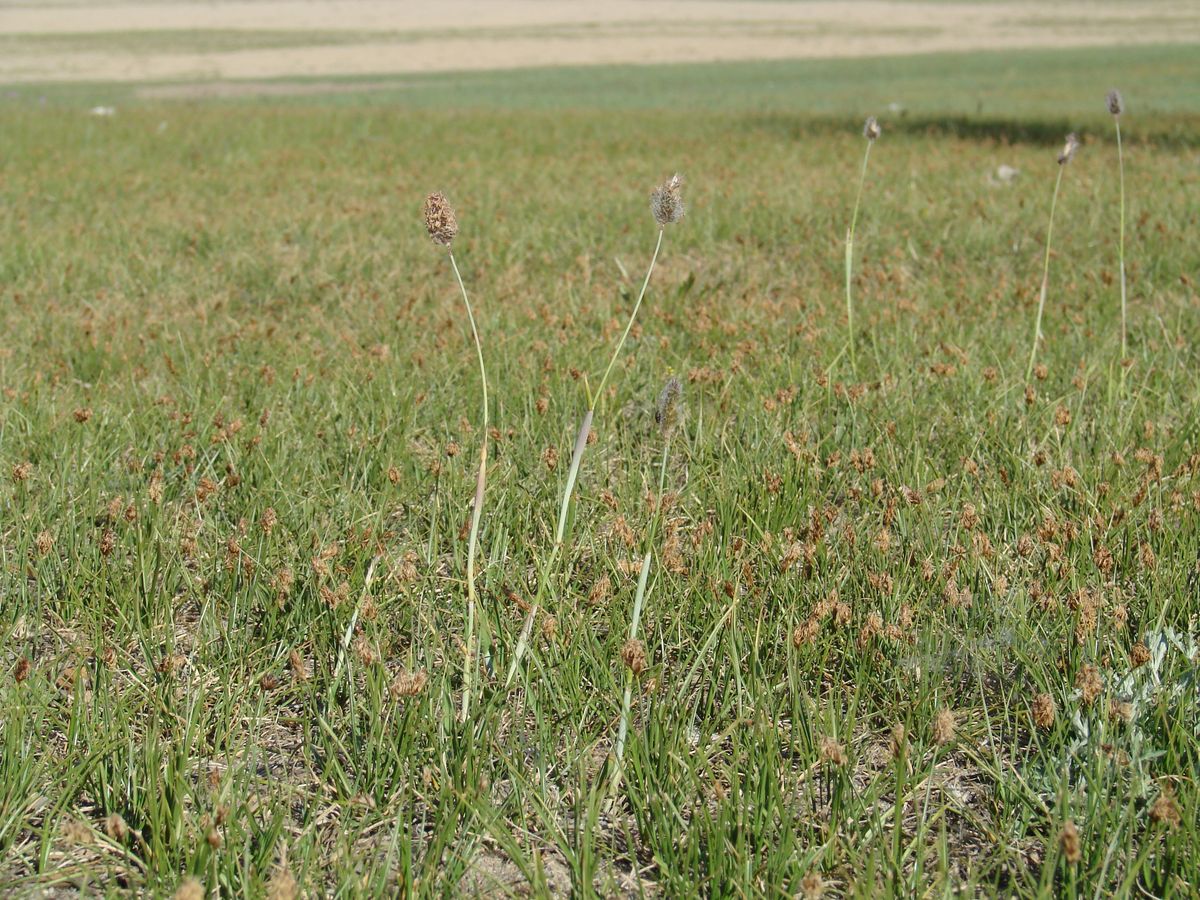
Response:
[2,0,1199,88]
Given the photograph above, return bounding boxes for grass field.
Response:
[2,43,1200,897]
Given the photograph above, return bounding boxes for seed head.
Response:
[863,116,881,141]
[650,173,685,226]
[173,878,205,900]
[818,735,848,767]
[933,707,956,745]
[266,864,299,900]
[800,871,826,899]
[422,191,458,246]
[1076,663,1102,706]
[1032,692,1056,730]
[1149,785,1181,828]
[1059,819,1082,864]
[655,376,683,438]
[389,668,428,699]
[1106,89,1124,117]
[621,638,647,676]
[1129,640,1150,668]
[105,813,129,841]
[1057,133,1080,166]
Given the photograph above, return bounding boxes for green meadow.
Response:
[1,43,1199,897]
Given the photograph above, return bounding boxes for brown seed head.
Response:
[863,116,881,141]
[800,871,826,899]
[621,638,648,676]
[423,191,458,247]
[389,668,428,699]
[35,529,55,557]
[1149,786,1181,828]
[933,707,956,745]
[818,735,848,766]
[1129,640,1151,668]
[1059,820,1082,864]
[13,657,32,683]
[1032,692,1056,730]
[650,173,685,226]
[1076,663,1102,706]
[105,813,129,841]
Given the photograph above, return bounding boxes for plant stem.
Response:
[611,549,651,785]
[1116,118,1127,374]
[506,228,666,687]
[845,141,872,376]
[612,436,672,791]
[594,227,665,409]
[449,249,489,722]
[1026,165,1064,383]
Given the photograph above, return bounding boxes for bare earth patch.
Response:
[0,1,1197,86]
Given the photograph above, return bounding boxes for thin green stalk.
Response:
[448,249,489,722]
[612,437,671,793]
[1026,165,1065,382]
[506,227,666,687]
[845,141,872,375]
[612,550,651,784]
[1116,118,1127,367]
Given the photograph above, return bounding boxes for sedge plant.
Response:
[1026,133,1079,382]
[506,174,685,686]
[423,191,490,721]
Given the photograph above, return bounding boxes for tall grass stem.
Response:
[507,228,666,685]
[845,141,873,375]
[1026,166,1064,382]
[449,249,489,721]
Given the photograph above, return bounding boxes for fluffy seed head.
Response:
[173,878,205,900]
[933,707,956,745]
[1057,133,1080,166]
[1106,89,1124,117]
[105,813,129,841]
[423,192,458,246]
[266,865,299,900]
[650,174,685,226]
[655,376,683,438]
[863,116,881,141]
[1032,692,1056,730]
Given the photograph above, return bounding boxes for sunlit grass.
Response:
[1,50,1198,896]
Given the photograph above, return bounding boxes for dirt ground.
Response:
[1,1,1197,86]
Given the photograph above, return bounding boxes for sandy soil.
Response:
[1,1,1197,86]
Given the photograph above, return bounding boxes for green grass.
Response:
[2,45,1199,896]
